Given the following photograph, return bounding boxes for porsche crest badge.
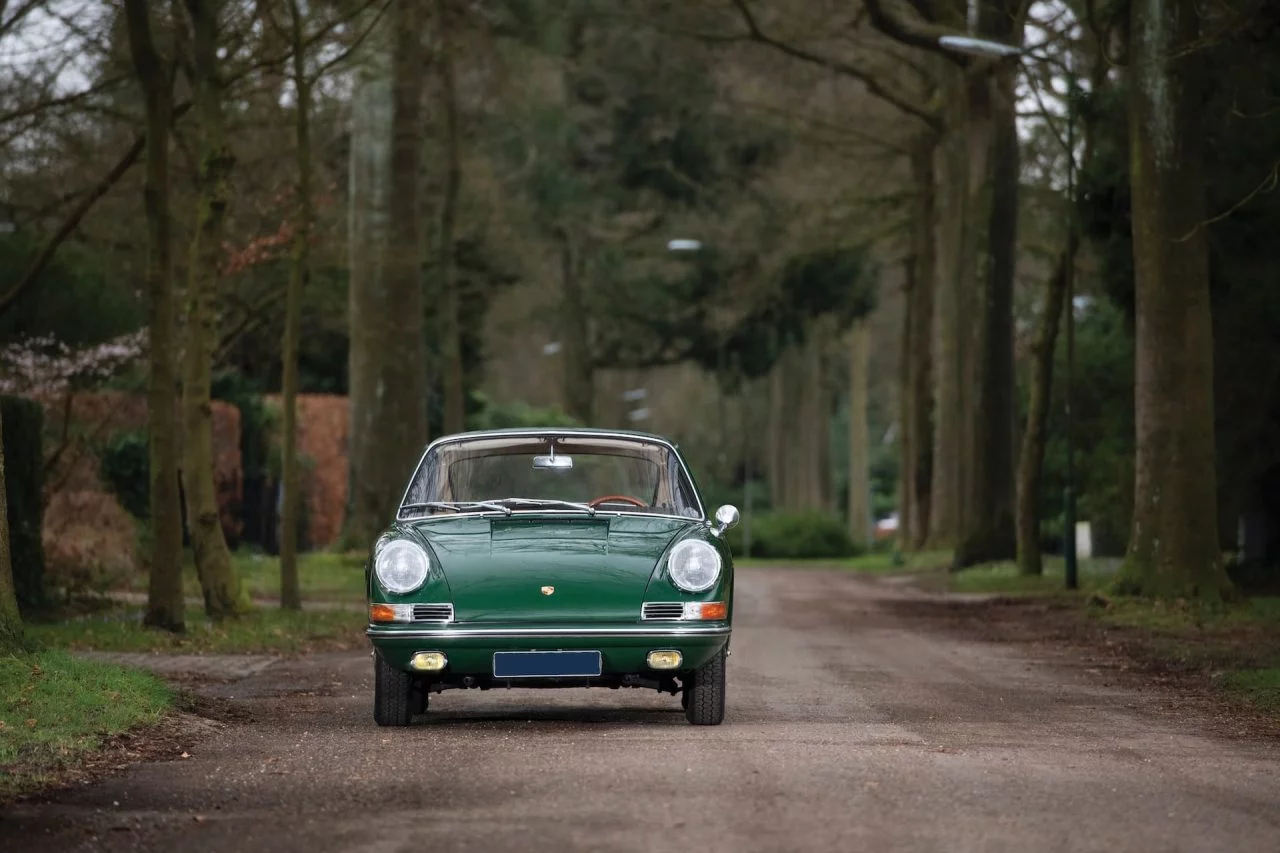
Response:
[541,585,555,596]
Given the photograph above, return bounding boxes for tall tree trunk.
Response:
[345,16,394,547]
[900,135,936,551]
[928,71,970,550]
[437,0,465,435]
[124,0,184,632]
[182,0,244,618]
[0,408,23,652]
[1015,244,1071,575]
[346,1,429,543]
[279,0,313,611]
[559,229,594,424]
[1118,0,1230,600]
[953,46,1021,569]
[848,318,872,548]
[767,358,785,508]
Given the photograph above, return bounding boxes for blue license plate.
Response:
[492,651,602,678]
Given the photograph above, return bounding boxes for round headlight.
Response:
[667,539,722,592]
[375,540,429,594]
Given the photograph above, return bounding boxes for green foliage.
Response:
[465,392,580,430]
[1220,668,1280,712]
[0,651,172,796]
[1035,298,1135,556]
[0,234,143,347]
[99,431,150,519]
[724,510,858,560]
[2,396,46,611]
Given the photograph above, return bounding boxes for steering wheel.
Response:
[588,494,647,508]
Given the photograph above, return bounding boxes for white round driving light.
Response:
[667,540,722,592]
[375,540,429,594]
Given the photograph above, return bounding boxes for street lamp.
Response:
[937,31,1080,590]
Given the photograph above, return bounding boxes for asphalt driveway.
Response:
[2,569,1277,852]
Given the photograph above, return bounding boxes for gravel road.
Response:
[3,569,1277,852]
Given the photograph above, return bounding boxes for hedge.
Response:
[724,509,858,560]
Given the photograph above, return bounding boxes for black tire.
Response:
[684,646,726,726]
[373,651,420,726]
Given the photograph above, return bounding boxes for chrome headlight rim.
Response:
[374,539,430,595]
[666,539,722,593]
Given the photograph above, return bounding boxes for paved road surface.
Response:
[3,569,1277,852]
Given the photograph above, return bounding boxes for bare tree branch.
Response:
[726,0,942,132]
[859,0,970,63]
[0,102,193,318]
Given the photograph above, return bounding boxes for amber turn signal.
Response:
[682,601,728,620]
[369,603,412,623]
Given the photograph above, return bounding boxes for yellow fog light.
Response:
[410,651,448,672]
[647,650,682,670]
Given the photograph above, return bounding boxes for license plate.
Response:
[492,651,602,678]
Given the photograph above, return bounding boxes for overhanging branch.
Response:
[729,0,942,133]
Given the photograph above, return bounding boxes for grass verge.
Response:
[947,557,1119,595]
[126,550,368,603]
[28,606,366,655]
[737,549,952,573]
[0,651,173,797]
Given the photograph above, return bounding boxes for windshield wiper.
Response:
[491,497,596,515]
[400,501,512,516]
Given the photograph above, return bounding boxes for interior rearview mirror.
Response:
[532,454,573,470]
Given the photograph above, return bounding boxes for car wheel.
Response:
[684,647,726,726]
[373,651,420,726]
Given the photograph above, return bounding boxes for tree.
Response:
[123,0,185,632]
[436,0,465,435]
[182,0,247,617]
[847,317,872,546]
[862,0,1028,567]
[1116,0,1231,599]
[278,0,314,611]
[0,406,22,652]
[346,0,430,545]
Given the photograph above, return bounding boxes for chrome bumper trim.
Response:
[366,625,731,640]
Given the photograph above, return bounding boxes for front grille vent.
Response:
[412,603,454,622]
[642,602,685,620]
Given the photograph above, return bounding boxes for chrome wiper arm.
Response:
[493,497,596,515]
[400,501,512,516]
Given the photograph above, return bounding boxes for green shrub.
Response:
[724,509,858,559]
[2,396,46,610]
[466,392,579,430]
[100,430,150,519]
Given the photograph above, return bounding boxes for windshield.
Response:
[399,434,702,520]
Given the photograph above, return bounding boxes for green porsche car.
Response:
[365,428,739,726]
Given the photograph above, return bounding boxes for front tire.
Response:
[684,647,726,726]
[373,651,421,726]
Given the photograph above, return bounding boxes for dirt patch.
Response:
[874,584,1280,741]
[1,692,245,808]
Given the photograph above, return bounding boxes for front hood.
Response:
[412,514,700,622]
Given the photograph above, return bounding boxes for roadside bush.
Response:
[99,430,149,518]
[43,489,137,597]
[466,392,579,430]
[724,510,858,559]
[3,396,47,611]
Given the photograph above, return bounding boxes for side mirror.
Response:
[712,504,740,536]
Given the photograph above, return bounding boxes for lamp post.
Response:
[937,32,1079,589]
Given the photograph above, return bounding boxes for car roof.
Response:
[425,426,678,448]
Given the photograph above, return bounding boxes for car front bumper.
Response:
[367,622,731,675]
